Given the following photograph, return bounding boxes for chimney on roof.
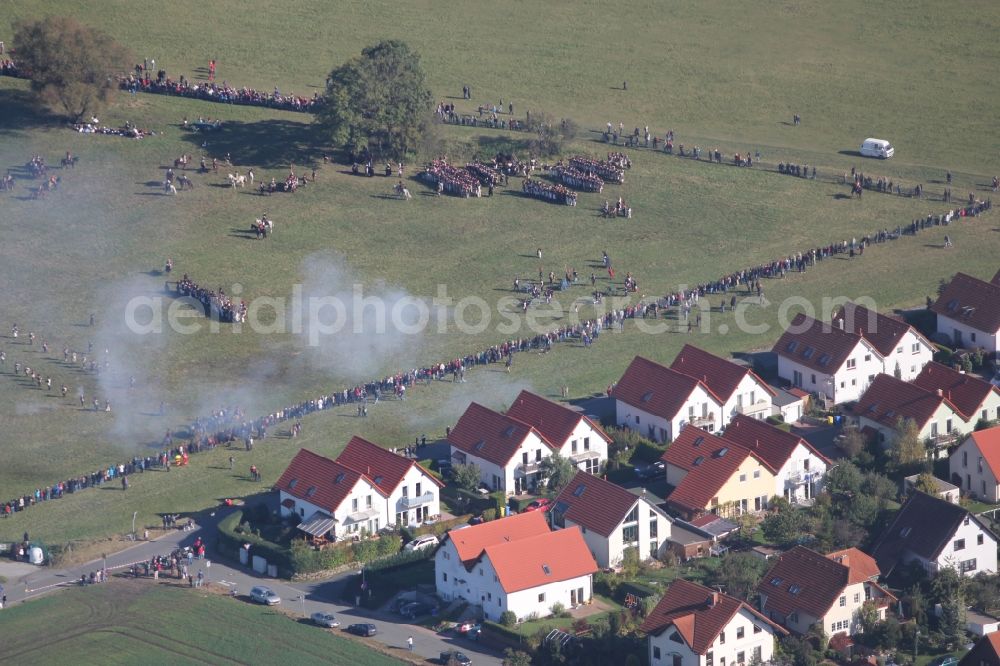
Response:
[836,316,844,330]
[706,592,718,607]
[937,389,944,398]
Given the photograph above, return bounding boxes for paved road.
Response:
[4,508,502,666]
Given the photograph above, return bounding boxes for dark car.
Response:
[634,460,665,480]
[440,650,472,665]
[345,623,377,637]
[401,601,436,619]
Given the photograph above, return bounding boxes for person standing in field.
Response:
[208,59,216,82]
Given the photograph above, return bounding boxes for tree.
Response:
[913,472,940,496]
[838,427,867,459]
[620,546,640,579]
[452,463,482,493]
[526,113,579,156]
[762,501,805,547]
[316,40,432,159]
[892,417,926,470]
[715,552,767,600]
[539,452,575,493]
[499,610,518,627]
[12,16,132,121]
[825,460,863,496]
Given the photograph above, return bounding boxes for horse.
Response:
[61,155,78,169]
[174,155,190,170]
[177,175,194,190]
[393,182,412,200]
[164,181,177,195]
[228,173,246,188]
[253,218,274,234]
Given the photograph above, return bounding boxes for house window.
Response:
[622,525,639,544]
[954,538,966,551]
[669,632,684,644]
[706,652,714,666]
[980,457,984,473]
[366,495,372,508]
[538,593,546,603]
[854,593,861,603]
[839,596,846,607]
[736,627,744,639]
[978,534,985,546]
[847,359,857,369]
[739,474,747,483]
[960,559,977,573]
[653,646,661,660]
[352,498,358,512]
[402,486,408,497]
[720,631,725,644]
[753,470,760,479]
[650,519,658,539]
[964,451,968,467]
[625,506,639,523]
[897,346,904,354]
[488,593,492,601]
[811,374,817,385]
[737,652,745,665]
[753,647,762,661]
[864,354,871,362]
[971,332,977,342]
[443,573,448,582]
[912,342,920,353]
[536,449,542,462]
[572,440,578,453]
[635,415,640,425]
[840,381,845,389]
[753,625,762,634]
[584,437,590,450]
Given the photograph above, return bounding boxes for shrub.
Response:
[550,601,567,617]
[500,610,518,627]
[766,414,785,425]
[482,508,497,522]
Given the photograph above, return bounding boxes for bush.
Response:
[633,439,668,464]
[766,414,785,425]
[550,602,569,618]
[500,610,518,627]
[482,508,497,522]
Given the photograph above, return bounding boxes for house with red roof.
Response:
[506,390,610,475]
[448,402,556,495]
[275,448,388,541]
[831,302,935,381]
[434,511,598,622]
[774,313,885,404]
[854,373,971,457]
[757,546,895,637]
[931,271,1000,356]
[662,427,777,520]
[871,491,997,578]
[914,362,1000,427]
[552,471,673,567]
[613,356,724,443]
[641,579,786,666]
[670,344,776,423]
[335,436,444,527]
[960,632,1000,666]
[721,415,830,503]
[950,425,1000,502]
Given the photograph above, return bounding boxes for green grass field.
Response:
[1,0,999,545]
[0,580,403,665]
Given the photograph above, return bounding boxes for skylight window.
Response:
[306,486,317,497]
[770,577,783,587]
[946,299,958,311]
[786,341,798,353]
[713,447,729,458]
[788,584,801,595]
[573,484,586,497]
[288,479,298,489]
[693,436,704,447]
[475,440,486,451]
[503,426,516,438]
[817,354,830,366]
[374,476,384,485]
[641,391,654,403]
[693,456,705,467]
[334,472,345,484]
[900,527,912,538]
[542,564,551,575]
[802,347,814,359]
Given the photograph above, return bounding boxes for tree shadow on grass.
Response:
[0,86,62,135]
[475,134,531,158]
[178,118,332,169]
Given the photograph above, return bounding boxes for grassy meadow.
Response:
[0,580,403,665]
[1,0,999,544]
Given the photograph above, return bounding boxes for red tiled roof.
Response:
[663,427,758,514]
[722,414,830,471]
[448,402,553,468]
[913,361,1000,421]
[506,390,610,449]
[826,547,881,584]
[759,545,849,619]
[931,272,1000,334]
[485,526,598,593]
[446,511,551,565]
[274,449,385,514]
[853,373,958,430]
[967,425,1000,484]
[670,344,776,404]
[832,302,930,357]
[555,471,648,538]
[641,579,785,653]
[773,312,877,374]
[960,632,1000,666]
[612,356,721,420]
[336,436,443,495]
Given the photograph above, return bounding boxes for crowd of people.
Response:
[553,164,604,192]
[522,177,577,205]
[466,162,504,186]
[569,155,627,183]
[421,159,483,197]
[117,72,321,112]
[72,120,153,139]
[173,274,248,323]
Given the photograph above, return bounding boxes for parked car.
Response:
[455,621,482,640]
[928,657,958,666]
[440,650,473,665]
[523,498,553,512]
[634,460,665,480]
[249,586,281,605]
[346,623,378,637]
[310,611,340,628]
[404,534,439,552]
[401,601,437,619]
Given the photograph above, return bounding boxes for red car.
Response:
[523,498,553,512]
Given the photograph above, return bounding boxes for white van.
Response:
[860,138,894,159]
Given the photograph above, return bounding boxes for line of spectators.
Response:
[569,155,627,183]
[522,177,577,206]
[553,164,604,192]
[421,159,482,197]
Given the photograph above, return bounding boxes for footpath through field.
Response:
[1,508,502,666]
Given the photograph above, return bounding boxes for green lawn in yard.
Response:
[0,579,403,665]
[1,0,1000,548]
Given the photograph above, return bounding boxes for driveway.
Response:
[5,507,503,665]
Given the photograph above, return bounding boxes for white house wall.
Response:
[778,340,882,404]
[556,419,610,474]
[616,387,723,444]
[388,465,441,526]
[723,374,773,423]
[933,516,998,577]
[566,498,672,568]
[648,607,778,666]
[776,443,829,502]
[950,437,1000,502]
[889,330,935,381]
[937,315,1000,356]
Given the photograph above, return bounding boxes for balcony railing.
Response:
[736,400,771,416]
[399,491,435,509]
[519,460,544,474]
[689,414,716,429]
